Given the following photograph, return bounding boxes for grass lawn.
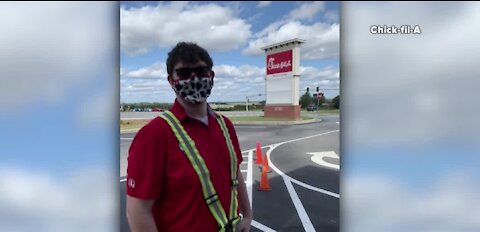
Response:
[120,119,151,131]
[318,109,340,114]
[121,115,316,131]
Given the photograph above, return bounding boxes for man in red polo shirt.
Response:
[126,42,252,232]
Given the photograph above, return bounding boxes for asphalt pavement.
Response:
[120,113,339,232]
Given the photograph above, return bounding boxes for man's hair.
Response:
[166,42,213,75]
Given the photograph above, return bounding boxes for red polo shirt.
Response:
[126,100,243,232]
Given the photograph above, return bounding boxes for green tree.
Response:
[332,95,340,109]
[299,92,313,108]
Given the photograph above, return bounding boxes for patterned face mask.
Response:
[171,76,213,104]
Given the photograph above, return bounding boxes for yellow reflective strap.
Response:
[217,116,239,222]
[216,114,237,180]
[206,194,220,205]
[160,113,210,198]
[163,111,228,227]
[161,111,229,229]
[216,114,240,222]
[230,217,241,231]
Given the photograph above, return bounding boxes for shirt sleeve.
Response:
[126,118,167,199]
[223,116,243,166]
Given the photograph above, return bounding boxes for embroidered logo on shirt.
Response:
[128,178,135,188]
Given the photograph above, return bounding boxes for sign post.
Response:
[262,39,305,120]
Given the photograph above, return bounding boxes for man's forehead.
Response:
[174,61,207,68]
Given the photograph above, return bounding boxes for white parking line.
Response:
[262,130,341,232]
[120,131,339,232]
[246,150,253,209]
[251,220,276,232]
[288,178,339,198]
[266,131,340,198]
[266,145,315,232]
[275,130,339,147]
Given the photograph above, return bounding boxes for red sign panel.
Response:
[266,50,293,75]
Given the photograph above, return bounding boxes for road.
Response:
[120,113,339,231]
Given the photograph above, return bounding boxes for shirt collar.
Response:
[170,99,216,122]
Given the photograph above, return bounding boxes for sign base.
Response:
[264,105,301,120]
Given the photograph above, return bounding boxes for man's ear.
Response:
[167,75,172,84]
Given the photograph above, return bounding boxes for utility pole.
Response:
[246,94,262,112]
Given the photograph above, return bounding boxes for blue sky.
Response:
[120,1,340,103]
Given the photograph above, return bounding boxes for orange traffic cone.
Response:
[263,154,271,173]
[258,166,271,191]
[255,141,263,165]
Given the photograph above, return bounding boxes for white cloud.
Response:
[120,62,173,102]
[120,68,126,76]
[257,1,272,8]
[0,167,115,232]
[0,2,115,112]
[299,66,340,95]
[213,65,339,100]
[243,21,339,60]
[344,173,480,232]
[243,1,338,60]
[121,62,339,102]
[212,64,266,100]
[121,2,252,55]
[288,1,325,21]
[123,62,168,79]
[121,78,174,103]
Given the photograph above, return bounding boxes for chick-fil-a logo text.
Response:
[266,50,293,75]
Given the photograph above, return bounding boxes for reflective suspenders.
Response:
[217,113,241,230]
[160,111,240,232]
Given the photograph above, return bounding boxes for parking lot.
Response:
[120,113,339,231]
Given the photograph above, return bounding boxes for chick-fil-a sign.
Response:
[266,50,292,75]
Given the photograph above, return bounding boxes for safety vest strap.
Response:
[215,113,240,224]
[160,111,240,231]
